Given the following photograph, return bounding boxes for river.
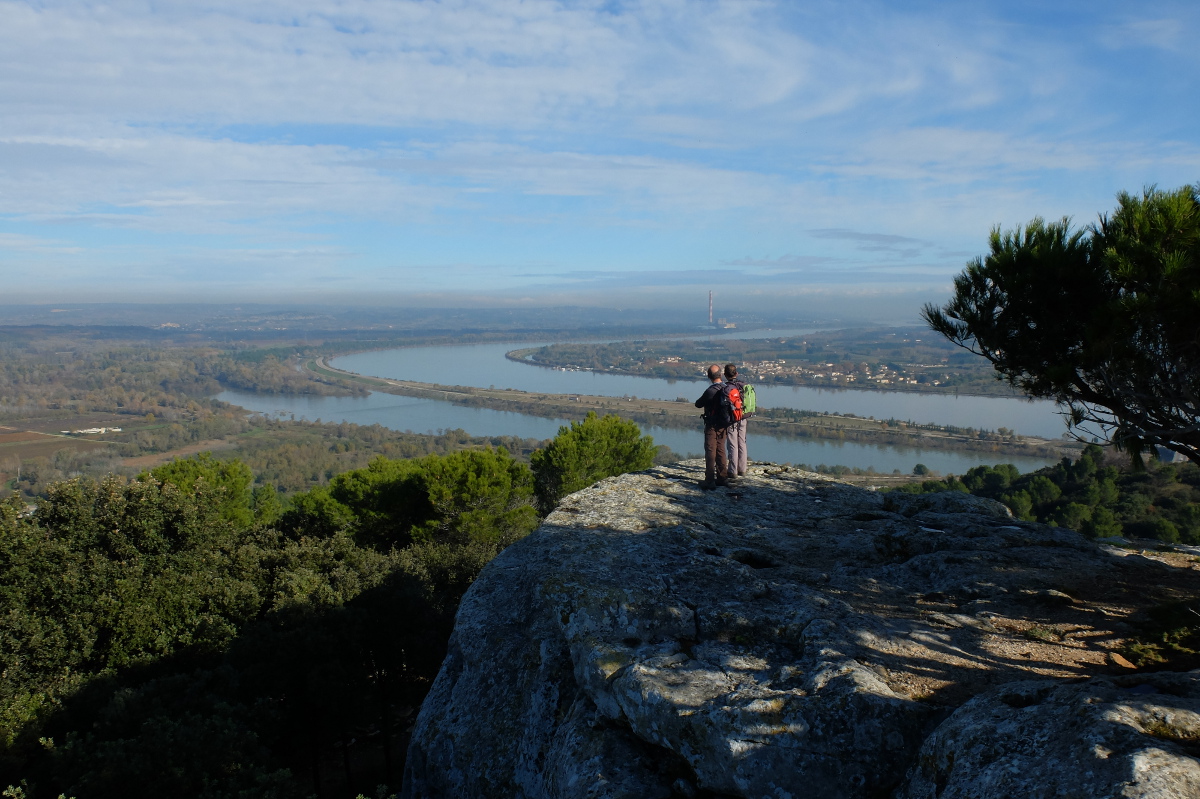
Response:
[216,388,1057,475]
[333,338,1065,436]
[331,339,1065,437]
[214,334,1071,475]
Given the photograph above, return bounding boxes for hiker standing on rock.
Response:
[724,363,749,478]
[695,364,730,490]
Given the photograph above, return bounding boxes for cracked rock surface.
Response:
[401,460,1200,799]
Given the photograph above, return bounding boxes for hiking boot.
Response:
[716,478,730,487]
[698,480,717,491]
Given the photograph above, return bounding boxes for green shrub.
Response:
[1084,506,1122,538]
[145,453,255,529]
[1026,475,1062,506]
[1120,599,1200,670]
[531,413,656,513]
[321,449,538,549]
[1001,490,1034,521]
[1055,502,1093,531]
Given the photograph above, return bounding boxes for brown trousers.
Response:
[703,425,728,483]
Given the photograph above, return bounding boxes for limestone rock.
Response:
[899,673,1200,799]
[401,460,1197,799]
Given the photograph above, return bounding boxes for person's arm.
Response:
[695,384,715,408]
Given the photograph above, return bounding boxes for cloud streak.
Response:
[1,1,1197,299]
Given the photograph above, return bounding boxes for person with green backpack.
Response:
[724,363,755,478]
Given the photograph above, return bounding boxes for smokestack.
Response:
[708,291,713,326]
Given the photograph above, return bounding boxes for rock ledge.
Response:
[403,460,1200,799]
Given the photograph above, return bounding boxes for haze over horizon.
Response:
[2,0,1197,316]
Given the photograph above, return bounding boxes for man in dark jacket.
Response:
[694,364,730,489]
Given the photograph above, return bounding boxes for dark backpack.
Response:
[715,383,744,427]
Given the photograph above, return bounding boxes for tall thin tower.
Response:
[708,291,713,326]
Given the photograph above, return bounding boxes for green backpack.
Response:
[741,383,757,416]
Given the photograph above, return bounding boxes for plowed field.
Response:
[0,430,110,459]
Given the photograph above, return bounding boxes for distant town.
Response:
[678,357,930,387]
[514,327,1009,396]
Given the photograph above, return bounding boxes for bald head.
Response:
[707,364,723,382]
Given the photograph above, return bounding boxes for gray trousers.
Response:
[726,418,748,476]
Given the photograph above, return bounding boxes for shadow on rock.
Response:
[402,460,1200,799]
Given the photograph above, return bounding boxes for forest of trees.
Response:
[6,416,551,501]
[0,414,656,798]
[0,339,364,421]
[893,445,1200,544]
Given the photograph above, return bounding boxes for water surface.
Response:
[333,340,1066,439]
[218,389,1059,476]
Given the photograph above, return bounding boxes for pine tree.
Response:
[530,412,656,514]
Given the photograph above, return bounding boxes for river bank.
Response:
[309,358,1077,460]
[504,346,1022,399]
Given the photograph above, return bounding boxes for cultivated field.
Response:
[0,427,111,460]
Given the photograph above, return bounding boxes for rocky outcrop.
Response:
[900,673,1200,799]
[401,460,1200,799]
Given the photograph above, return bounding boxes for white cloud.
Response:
[0,131,460,232]
[0,0,1043,137]
[1,1,1197,296]
[0,232,83,254]
[1099,14,1200,55]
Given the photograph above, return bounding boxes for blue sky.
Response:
[1,0,1197,316]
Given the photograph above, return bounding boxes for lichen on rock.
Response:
[401,460,1200,799]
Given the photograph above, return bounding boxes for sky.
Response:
[1,0,1198,318]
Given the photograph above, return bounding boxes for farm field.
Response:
[0,413,169,490]
[0,426,114,488]
[0,427,112,460]
[17,412,147,435]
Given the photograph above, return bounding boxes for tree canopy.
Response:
[923,185,1200,465]
[1,447,540,797]
[893,445,1200,545]
[145,452,255,528]
[280,447,539,551]
[530,412,656,513]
